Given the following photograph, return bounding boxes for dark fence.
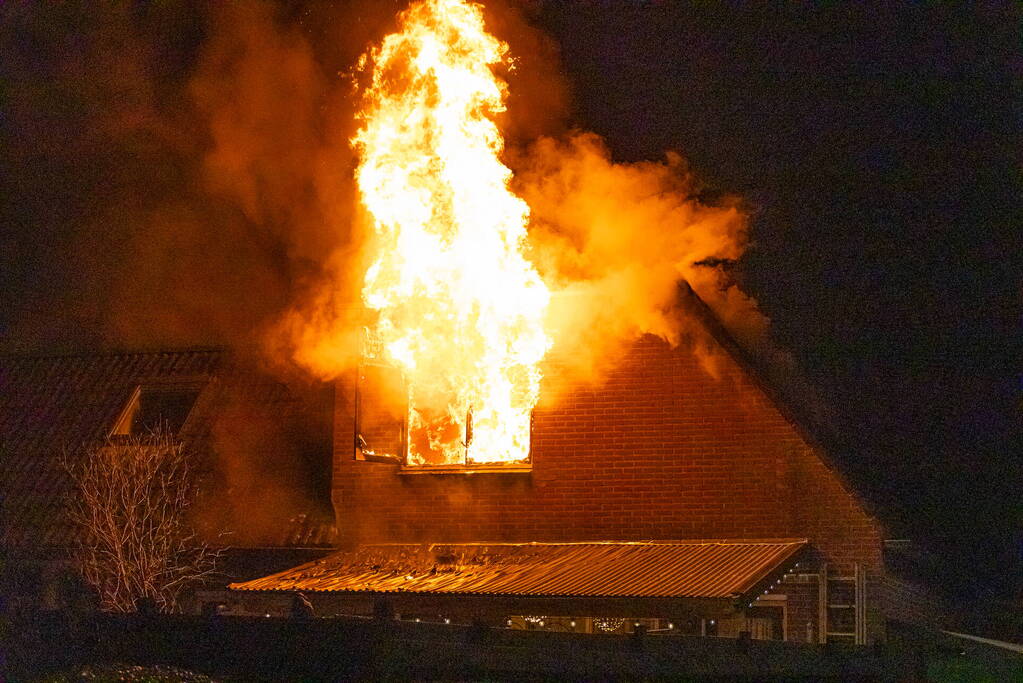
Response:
[5,610,935,681]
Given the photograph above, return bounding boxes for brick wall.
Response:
[778,575,821,644]
[333,334,882,572]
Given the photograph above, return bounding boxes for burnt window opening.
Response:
[356,326,531,470]
[355,364,407,463]
[111,385,201,438]
[355,363,531,471]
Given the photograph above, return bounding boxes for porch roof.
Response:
[230,539,807,604]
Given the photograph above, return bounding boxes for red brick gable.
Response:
[332,330,883,578]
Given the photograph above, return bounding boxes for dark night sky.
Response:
[1,1,1020,601]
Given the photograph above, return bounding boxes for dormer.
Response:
[110,384,201,438]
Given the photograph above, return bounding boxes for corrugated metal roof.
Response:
[230,540,807,601]
[0,349,335,550]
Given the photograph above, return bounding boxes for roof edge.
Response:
[677,281,889,530]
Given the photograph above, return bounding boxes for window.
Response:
[110,385,201,438]
[354,363,531,472]
[354,364,407,463]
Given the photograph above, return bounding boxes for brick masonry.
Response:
[331,333,885,641]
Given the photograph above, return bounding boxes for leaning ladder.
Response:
[818,563,867,645]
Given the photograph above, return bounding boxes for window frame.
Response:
[353,362,407,464]
[353,361,533,474]
[108,382,203,440]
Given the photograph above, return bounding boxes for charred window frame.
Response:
[354,325,532,471]
[354,363,407,463]
[354,363,533,472]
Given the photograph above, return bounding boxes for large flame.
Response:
[353,0,550,465]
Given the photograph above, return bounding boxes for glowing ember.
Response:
[353,0,550,465]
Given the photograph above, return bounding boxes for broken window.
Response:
[355,329,532,470]
[354,364,407,462]
[111,385,201,438]
[354,363,531,470]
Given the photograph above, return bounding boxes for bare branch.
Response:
[63,430,218,613]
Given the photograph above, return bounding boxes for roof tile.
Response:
[1,349,335,550]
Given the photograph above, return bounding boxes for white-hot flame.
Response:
[354,0,550,465]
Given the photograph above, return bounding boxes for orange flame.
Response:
[353,0,550,465]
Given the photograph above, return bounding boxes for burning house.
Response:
[227,0,941,644]
[0,314,948,644]
[1,0,944,648]
[228,285,898,643]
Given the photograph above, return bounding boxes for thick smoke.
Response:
[510,132,766,381]
[2,0,776,535]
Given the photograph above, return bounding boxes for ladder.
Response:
[818,563,867,645]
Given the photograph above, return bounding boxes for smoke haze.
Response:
[1,0,773,529]
[1,1,395,357]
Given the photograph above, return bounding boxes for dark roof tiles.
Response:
[1,349,334,550]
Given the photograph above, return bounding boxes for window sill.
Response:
[398,463,531,475]
[356,452,402,464]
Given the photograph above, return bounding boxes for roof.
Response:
[1,350,225,548]
[1,349,224,461]
[0,349,335,550]
[229,540,807,603]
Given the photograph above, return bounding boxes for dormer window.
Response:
[111,385,200,438]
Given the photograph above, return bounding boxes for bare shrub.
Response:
[64,431,217,612]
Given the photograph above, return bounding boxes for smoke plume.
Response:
[510,132,766,381]
[273,0,769,388]
[1,0,776,530]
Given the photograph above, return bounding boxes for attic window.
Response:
[111,385,200,437]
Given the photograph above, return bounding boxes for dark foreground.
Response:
[5,611,1019,681]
